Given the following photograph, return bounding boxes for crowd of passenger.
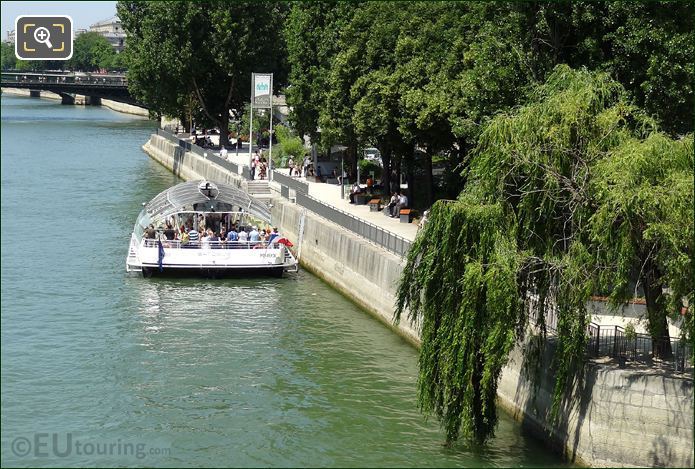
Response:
[144,216,283,249]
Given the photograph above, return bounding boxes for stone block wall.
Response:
[497,337,693,467]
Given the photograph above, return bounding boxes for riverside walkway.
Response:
[213,138,420,242]
[162,128,418,253]
[274,168,419,242]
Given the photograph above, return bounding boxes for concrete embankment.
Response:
[498,337,693,467]
[2,87,149,117]
[140,132,693,468]
[2,87,62,101]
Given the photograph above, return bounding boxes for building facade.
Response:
[89,16,126,53]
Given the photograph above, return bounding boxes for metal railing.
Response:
[295,191,411,256]
[586,322,692,372]
[143,238,282,250]
[156,128,239,174]
[271,170,308,194]
[1,71,128,87]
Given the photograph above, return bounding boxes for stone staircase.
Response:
[246,180,271,203]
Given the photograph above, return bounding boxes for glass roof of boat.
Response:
[142,180,271,222]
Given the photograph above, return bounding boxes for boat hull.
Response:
[139,264,285,278]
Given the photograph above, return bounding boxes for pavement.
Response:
[174,132,420,241]
[274,168,420,242]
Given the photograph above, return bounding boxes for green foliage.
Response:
[1,42,16,70]
[624,322,636,342]
[271,124,307,167]
[396,198,520,443]
[396,65,694,443]
[118,0,288,145]
[590,132,694,342]
[358,158,381,179]
[284,2,355,144]
[68,32,116,71]
[238,104,270,139]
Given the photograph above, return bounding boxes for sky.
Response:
[1,1,117,40]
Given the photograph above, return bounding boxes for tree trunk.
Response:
[382,146,391,197]
[218,111,230,148]
[423,147,434,206]
[406,147,415,207]
[642,264,673,359]
[394,154,402,195]
[349,137,358,182]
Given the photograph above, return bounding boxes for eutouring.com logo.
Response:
[10,433,171,460]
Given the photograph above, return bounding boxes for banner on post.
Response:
[252,73,272,108]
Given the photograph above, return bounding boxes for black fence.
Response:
[156,128,239,174]
[533,303,691,372]
[586,322,692,372]
[272,170,309,194]
[295,191,411,257]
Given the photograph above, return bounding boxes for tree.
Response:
[396,65,693,443]
[118,1,288,146]
[68,32,116,71]
[284,2,355,145]
[590,132,694,357]
[1,42,16,70]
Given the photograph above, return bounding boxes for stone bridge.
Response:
[1,71,144,107]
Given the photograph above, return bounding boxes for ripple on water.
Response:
[1,95,568,468]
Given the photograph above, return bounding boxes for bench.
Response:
[399,208,417,223]
[354,193,370,205]
[368,198,382,212]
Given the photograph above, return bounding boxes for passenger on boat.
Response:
[187,227,199,247]
[201,229,211,249]
[238,228,248,246]
[145,224,156,239]
[249,226,260,242]
[226,226,238,248]
[164,223,176,241]
[267,227,280,244]
[209,231,220,248]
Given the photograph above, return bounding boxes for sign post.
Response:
[250,73,273,180]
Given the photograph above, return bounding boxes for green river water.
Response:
[0,95,567,467]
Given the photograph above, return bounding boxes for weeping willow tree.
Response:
[396,65,694,444]
[590,132,694,357]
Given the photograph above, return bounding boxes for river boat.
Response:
[126,180,297,277]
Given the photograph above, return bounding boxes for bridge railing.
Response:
[1,71,127,86]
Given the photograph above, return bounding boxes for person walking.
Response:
[250,156,257,180]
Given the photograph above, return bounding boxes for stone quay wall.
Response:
[2,87,149,116]
[141,132,693,467]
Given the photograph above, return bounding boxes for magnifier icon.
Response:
[33,27,53,49]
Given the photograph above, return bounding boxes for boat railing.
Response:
[143,239,284,250]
